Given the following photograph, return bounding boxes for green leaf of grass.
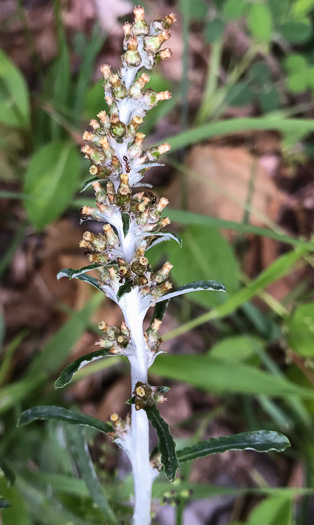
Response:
[66,425,118,525]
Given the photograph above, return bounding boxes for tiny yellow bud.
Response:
[136,386,146,397]
[123,22,132,36]
[89,119,100,130]
[157,197,169,211]
[156,90,172,101]
[134,6,145,21]
[159,48,172,61]
[89,165,98,176]
[110,413,119,422]
[99,137,110,150]
[97,111,109,124]
[100,64,111,78]
[160,217,171,228]
[152,319,162,331]
[128,35,138,51]
[157,143,171,155]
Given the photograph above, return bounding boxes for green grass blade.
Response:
[164,117,314,151]
[66,425,118,525]
[163,247,307,339]
[177,430,290,463]
[166,209,314,252]
[151,354,314,398]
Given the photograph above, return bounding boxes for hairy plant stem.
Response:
[120,289,154,525]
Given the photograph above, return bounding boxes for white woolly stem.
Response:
[120,289,155,525]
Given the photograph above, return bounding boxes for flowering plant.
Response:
[18,6,290,525]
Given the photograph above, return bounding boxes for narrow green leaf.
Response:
[117,280,132,300]
[57,263,103,280]
[24,142,79,230]
[0,226,26,279]
[55,349,112,389]
[151,300,170,323]
[164,117,314,152]
[145,405,179,482]
[17,405,112,434]
[151,354,314,398]
[177,431,290,463]
[163,247,307,339]
[122,213,130,237]
[162,225,237,308]
[66,425,118,525]
[0,50,30,128]
[16,475,85,525]
[57,267,103,293]
[156,279,226,303]
[81,176,102,192]
[147,231,183,249]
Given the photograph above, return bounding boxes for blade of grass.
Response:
[164,117,314,151]
[0,225,26,278]
[66,425,118,525]
[163,247,307,340]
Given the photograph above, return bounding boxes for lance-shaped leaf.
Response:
[17,405,112,434]
[81,176,106,192]
[145,405,179,482]
[58,263,104,280]
[122,213,130,237]
[66,425,118,525]
[117,280,133,300]
[155,279,227,303]
[151,299,170,323]
[55,349,113,389]
[57,267,103,292]
[146,232,183,250]
[177,431,291,464]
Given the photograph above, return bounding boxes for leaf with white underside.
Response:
[151,299,170,323]
[117,280,133,300]
[81,176,108,192]
[17,405,112,434]
[58,263,104,280]
[145,405,179,482]
[57,267,103,292]
[177,431,290,463]
[55,350,113,389]
[155,280,227,303]
[146,232,183,249]
[66,425,118,525]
